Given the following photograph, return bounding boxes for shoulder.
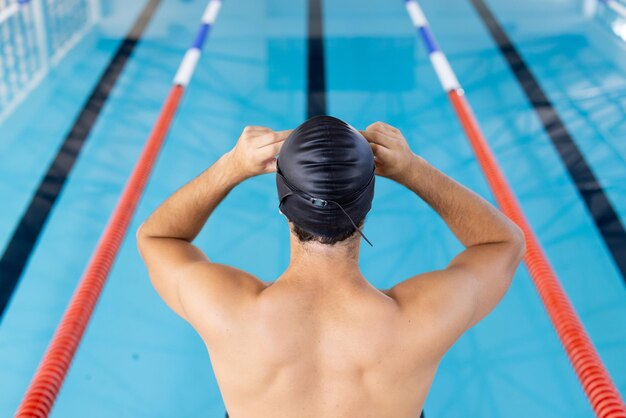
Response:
[383,268,477,355]
[384,268,474,313]
[177,262,268,336]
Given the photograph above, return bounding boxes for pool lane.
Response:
[324,0,626,416]
[0,1,149,260]
[48,0,307,417]
[477,0,626,224]
[0,0,193,415]
[324,2,594,417]
[456,0,626,399]
[469,0,626,286]
[0,0,161,320]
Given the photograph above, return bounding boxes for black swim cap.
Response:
[276,116,375,245]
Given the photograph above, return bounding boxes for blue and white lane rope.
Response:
[404,0,460,93]
[600,0,626,19]
[173,0,222,87]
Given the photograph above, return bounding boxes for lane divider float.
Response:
[14,1,223,417]
[404,1,626,417]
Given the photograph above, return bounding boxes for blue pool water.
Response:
[0,0,625,417]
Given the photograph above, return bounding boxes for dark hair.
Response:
[290,220,364,245]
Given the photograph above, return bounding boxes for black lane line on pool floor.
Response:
[469,0,626,285]
[0,0,162,319]
[307,0,327,117]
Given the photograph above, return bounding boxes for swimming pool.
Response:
[0,0,625,416]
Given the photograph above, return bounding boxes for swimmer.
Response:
[137,116,525,418]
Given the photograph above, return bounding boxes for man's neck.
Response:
[280,233,365,287]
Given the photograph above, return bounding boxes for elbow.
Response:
[499,224,525,291]
[136,223,146,240]
[136,223,150,253]
[508,223,526,263]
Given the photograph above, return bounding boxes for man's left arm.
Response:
[137,126,289,331]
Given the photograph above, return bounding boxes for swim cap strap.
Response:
[326,199,373,247]
[277,169,373,246]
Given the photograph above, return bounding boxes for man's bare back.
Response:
[137,121,525,417]
[208,271,434,418]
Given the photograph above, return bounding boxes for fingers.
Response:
[360,129,395,149]
[241,126,272,141]
[243,125,272,134]
[274,129,293,137]
[256,129,292,148]
[264,159,278,173]
[369,142,393,160]
[259,141,284,174]
[261,140,285,157]
[366,121,400,135]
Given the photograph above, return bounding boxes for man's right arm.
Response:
[362,122,525,350]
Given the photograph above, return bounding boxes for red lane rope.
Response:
[15,85,184,418]
[448,90,626,417]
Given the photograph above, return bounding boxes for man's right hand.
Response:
[226,126,292,181]
[360,122,417,184]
